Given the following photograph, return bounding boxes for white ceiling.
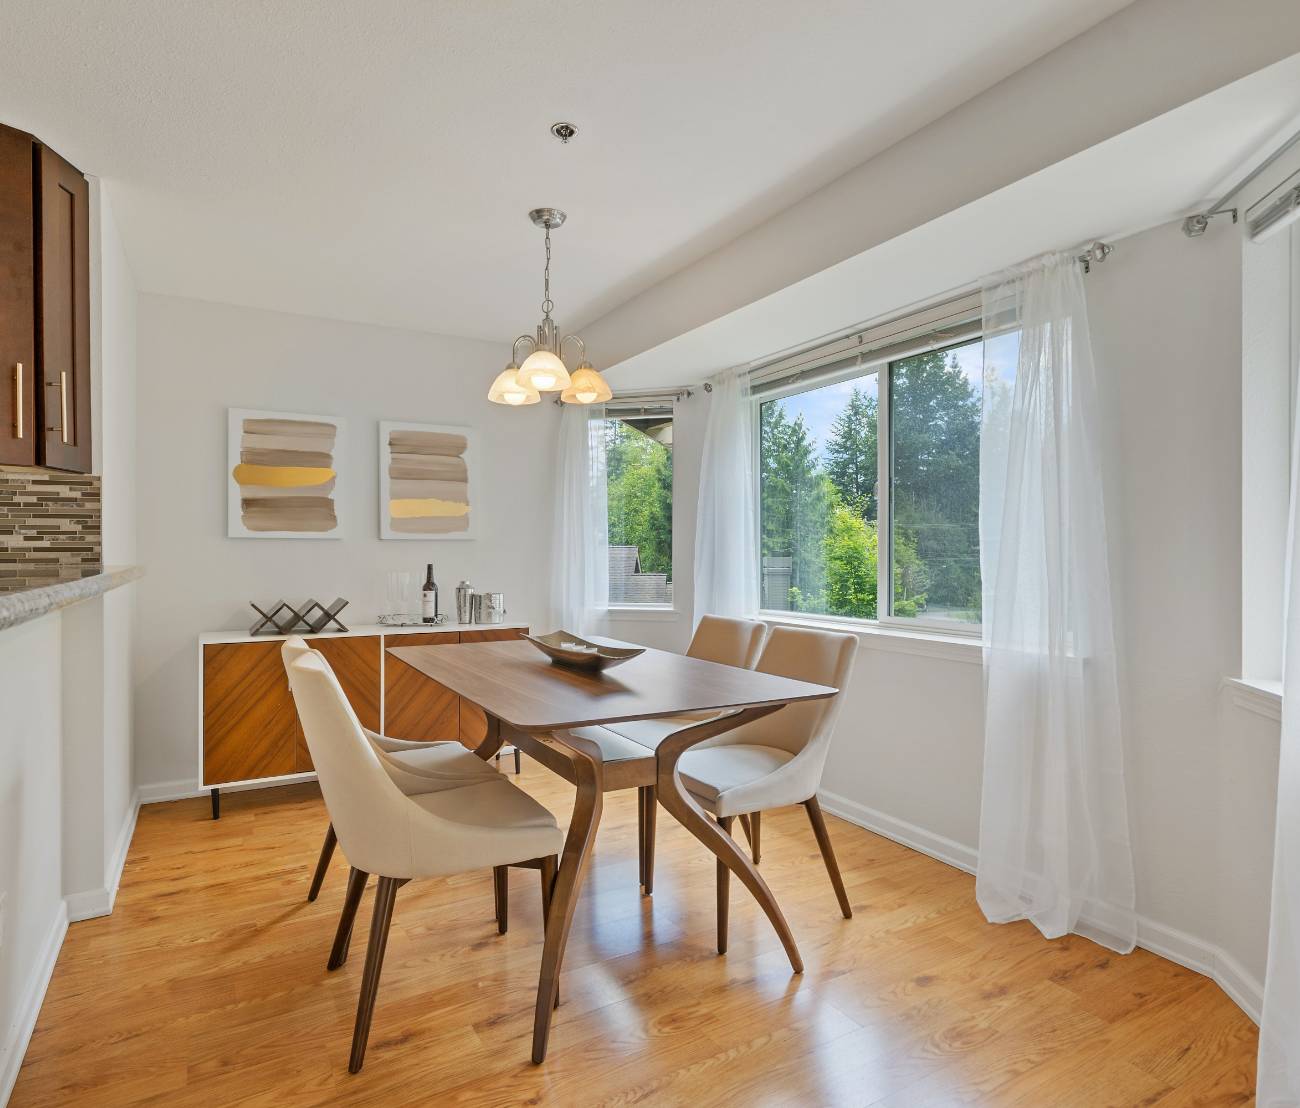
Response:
[0,0,1134,343]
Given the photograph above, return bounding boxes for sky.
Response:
[768,338,986,460]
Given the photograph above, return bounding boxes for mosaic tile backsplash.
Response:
[0,471,102,588]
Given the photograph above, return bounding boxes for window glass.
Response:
[605,413,673,606]
[888,338,984,623]
[759,370,880,617]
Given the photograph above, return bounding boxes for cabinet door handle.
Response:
[13,363,21,439]
[60,370,69,444]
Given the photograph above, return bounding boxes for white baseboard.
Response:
[0,901,68,1107]
[817,788,1265,1025]
[1136,917,1264,1024]
[65,791,141,923]
[136,778,203,805]
[819,788,979,875]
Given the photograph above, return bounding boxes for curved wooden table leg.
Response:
[472,712,506,761]
[655,705,804,974]
[530,727,604,1063]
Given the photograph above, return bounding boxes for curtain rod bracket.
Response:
[1078,241,1113,274]
[1183,125,1300,239]
[1182,208,1238,238]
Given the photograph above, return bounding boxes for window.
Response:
[605,408,673,607]
[757,321,988,629]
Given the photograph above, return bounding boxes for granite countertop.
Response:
[0,565,143,633]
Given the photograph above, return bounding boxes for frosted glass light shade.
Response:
[561,364,612,405]
[487,365,540,406]
[518,348,571,392]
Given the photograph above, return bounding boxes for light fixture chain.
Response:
[542,226,553,318]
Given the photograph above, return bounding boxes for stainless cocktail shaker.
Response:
[455,580,473,624]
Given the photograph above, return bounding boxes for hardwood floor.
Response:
[12,761,1257,1106]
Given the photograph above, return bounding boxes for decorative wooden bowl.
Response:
[524,631,645,672]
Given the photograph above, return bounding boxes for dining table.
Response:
[387,636,838,1063]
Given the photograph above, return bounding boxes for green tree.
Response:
[605,420,673,579]
[759,402,830,610]
[890,347,981,616]
[823,386,877,521]
[823,504,876,617]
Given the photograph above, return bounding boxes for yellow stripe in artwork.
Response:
[232,463,335,488]
[389,497,469,519]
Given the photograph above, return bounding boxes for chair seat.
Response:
[382,742,500,795]
[565,725,659,764]
[603,712,732,751]
[679,744,795,808]
[413,780,561,837]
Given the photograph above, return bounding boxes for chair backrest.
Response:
[687,615,765,669]
[285,652,415,875]
[730,626,857,760]
[281,635,313,671]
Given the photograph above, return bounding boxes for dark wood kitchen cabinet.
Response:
[0,125,36,466]
[0,122,91,472]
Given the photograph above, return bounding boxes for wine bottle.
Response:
[422,563,439,623]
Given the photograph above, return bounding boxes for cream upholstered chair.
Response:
[610,625,856,940]
[280,637,499,903]
[287,651,563,1072]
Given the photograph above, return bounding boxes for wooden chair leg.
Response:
[805,797,851,919]
[716,815,734,954]
[308,823,337,902]
[329,867,369,970]
[750,811,761,865]
[493,865,509,934]
[643,785,656,894]
[539,854,560,1010]
[514,748,522,775]
[348,876,401,1074]
[540,855,557,924]
[638,786,647,888]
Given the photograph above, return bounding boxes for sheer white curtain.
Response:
[694,367,759,621]
[1258,356,1300,1105]
[977,252,1137,953]
[549,402,607,635]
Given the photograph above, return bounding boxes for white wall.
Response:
[84,181,139,905]
[0,615,66,1105]
[132,294,560,790]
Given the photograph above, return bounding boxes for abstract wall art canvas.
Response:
[227,408,345,538]
[379,421,477,540]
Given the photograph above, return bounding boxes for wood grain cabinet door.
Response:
[384,631,461,741]
[203,641,301,786]
[458,627,527,744]
[0,124,35,466]
[35,142,90,473]
[302,635,381,771]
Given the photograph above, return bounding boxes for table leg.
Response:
[655,705,804,974]
[473,712,506,761]
[528,727,604,1063]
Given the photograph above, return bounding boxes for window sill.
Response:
[603,606,679,623]
[757,611,982,665]
[1224,677,1282,722]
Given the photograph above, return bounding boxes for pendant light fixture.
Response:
[489,206,611,406]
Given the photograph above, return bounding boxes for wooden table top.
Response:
[387,639,837,733]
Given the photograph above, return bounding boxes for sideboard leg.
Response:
[210,788,220,820]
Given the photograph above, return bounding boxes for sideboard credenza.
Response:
[198,623,527,817]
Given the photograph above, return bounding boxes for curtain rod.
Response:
[550,386,691,407]
[699,240,1114,394]
[1183,124,1300,237]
